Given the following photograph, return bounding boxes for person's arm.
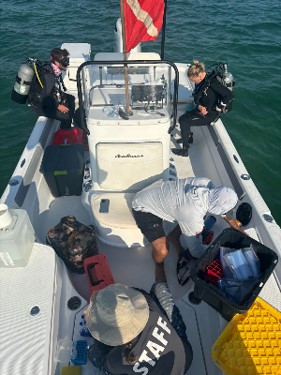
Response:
[88,339,113,371]
[150,281,187,339]
[180,232,207,258]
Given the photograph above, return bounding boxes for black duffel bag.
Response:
[46,215,98,273]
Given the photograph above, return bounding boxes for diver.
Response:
[28,48,75,129]
[172,60,234,157]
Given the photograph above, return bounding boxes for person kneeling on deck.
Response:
[28,48,75,129]
[172,60,233,157]
[132,177,238,284]
[86,283,193,375]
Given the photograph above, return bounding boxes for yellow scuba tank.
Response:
[11,59,35,104]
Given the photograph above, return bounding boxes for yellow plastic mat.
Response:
[212,297,281,375]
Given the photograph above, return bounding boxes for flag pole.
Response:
[160,0,168,60]
[120,0,131,115]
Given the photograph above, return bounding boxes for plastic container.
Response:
[0,204,35,267]
[221,248,253,281]
[83,253,115,293]
[53,128,88,150]
[244,246,261,278]
[61,367,82,375]
[55,339,72,364]
[40,144,84,197]
[212,297,281,375]
[205,259,223,284]
[71,340,88,365]
[191,228,278,320]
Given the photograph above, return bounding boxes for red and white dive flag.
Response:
[124,0,165,52]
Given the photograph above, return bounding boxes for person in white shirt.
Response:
[132,177,238,281]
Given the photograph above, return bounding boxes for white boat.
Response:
[1,21,281,375]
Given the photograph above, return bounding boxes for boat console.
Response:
[77,53,179,247]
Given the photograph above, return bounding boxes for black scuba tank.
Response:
[11,60,35,104]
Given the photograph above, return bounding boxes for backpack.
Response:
[46,215,99,273]
[28,60,55,106]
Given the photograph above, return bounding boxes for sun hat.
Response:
[208,187,238,215]
[85,283,149,346]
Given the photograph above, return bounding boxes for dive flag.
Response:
[124,0,165,52]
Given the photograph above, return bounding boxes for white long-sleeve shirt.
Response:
[132,177,214,257]
[132,177,238,258]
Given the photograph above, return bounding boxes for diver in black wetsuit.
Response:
[28,48,75,129]
[173,60,234,157]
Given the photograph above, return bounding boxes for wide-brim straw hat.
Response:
[85,283,149,346]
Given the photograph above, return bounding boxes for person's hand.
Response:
[198,105,208,116]
[57,104,69,114]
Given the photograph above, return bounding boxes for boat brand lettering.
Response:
[115,153,144,158]
[132,316,171,374]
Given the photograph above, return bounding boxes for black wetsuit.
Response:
[179,75,234,148]
[28,63,75,129]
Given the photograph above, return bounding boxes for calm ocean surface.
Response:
[1,0,281,225]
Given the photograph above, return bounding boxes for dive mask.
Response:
[60,57,69,67]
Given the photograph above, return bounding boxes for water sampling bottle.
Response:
[0,204,35,267]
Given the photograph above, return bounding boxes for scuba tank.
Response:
[11,59,35,104]
[222,63,234,91]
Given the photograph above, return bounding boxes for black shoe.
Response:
[177,256,197,286]
[176,133,193,145]
[172,148,189,157]
[176,256,191,285]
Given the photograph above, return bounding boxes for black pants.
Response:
[30,93,75,129]
[179,109,220,148]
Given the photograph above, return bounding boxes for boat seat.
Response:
[91,192,137,228]
[90,192,146,247]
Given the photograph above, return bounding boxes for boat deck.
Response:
[39,195,280,375]
[1,52,280,375]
